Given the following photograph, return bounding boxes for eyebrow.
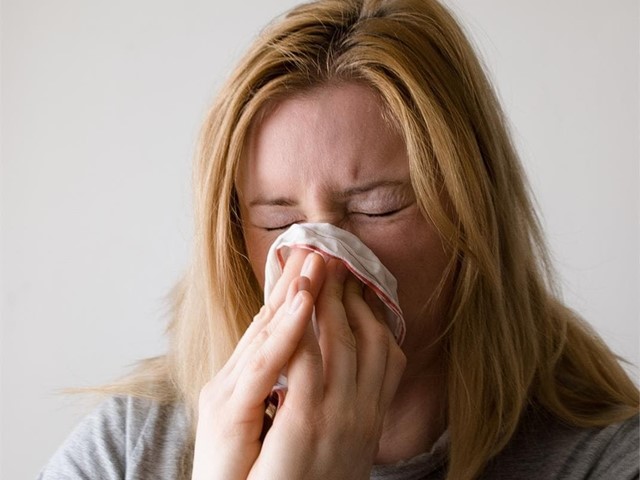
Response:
[248,179,409,207]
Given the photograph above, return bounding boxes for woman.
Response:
[39,0,638,479]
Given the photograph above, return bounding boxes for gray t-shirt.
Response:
[38,395,639,479]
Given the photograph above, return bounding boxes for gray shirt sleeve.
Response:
[587,414,640,479]
[37,395,190,480]
[38,397,128,479]
[480,411,639,480]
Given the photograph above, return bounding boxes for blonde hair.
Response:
[97,0,638,478]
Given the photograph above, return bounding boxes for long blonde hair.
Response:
[99,0,638,478]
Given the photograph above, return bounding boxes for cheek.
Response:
[356,216,451,322]
[243,227,274,289]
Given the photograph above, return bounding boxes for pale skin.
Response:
[192,83,454,479]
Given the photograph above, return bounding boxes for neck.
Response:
[374,357,447,465]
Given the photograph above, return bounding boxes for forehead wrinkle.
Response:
[317,90,402,184]
[239,83,409,208]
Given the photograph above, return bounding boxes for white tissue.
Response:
[264,223,406,388]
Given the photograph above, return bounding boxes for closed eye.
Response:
[354,206,406,218]
[362,210,400,217]
[264,223,296,232]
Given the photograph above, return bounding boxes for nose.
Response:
[304,211,351,233]
[299,194,357,237]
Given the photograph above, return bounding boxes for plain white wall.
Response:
[1,1,637,478]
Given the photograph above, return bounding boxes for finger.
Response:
[224,251,325,385]
[269,249,327,307]
[267,254,327,408]
[314,259,358,396]
[232,284,314,412]
[226,249,317,373]
[260,250,326,342]
[342,274,393,401]
[221,291,293,377]
[265,248,309,311]
[298,251,327,300]
[282,304,325,408]
[348,278,407,413]
[220,304,272,376]
[362,285,387,325]
[230,276,309,381]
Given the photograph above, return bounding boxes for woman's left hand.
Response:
[248,257,407,480]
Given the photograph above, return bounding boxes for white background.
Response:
[1,1,638,478]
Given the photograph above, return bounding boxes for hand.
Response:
[191,249,323,480]
[191,250,406,480]
[248,257,407,480]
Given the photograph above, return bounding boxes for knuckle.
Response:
[335,327,357,352]
[368,323,391,351]
[356,322,391,356]
[325,281,344,301]
[255,328,271,345]
[261,302,277,320]
[252,305,269,324]
[246,348,270,375]
[307,345,325,364]
[246,328,271,354]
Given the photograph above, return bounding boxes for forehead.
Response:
[237,83,408,194]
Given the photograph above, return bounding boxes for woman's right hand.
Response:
[191,249,325,480]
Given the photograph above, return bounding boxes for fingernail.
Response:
[289,291,304,313]
[286,281,297,304]
[300,253,315,277]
